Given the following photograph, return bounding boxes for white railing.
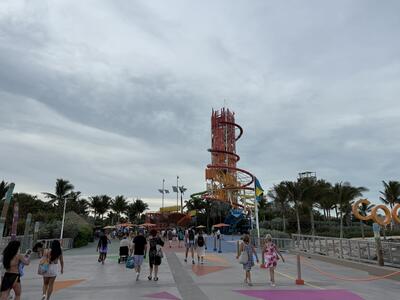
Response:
[292,234,400,268]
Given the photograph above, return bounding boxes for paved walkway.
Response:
[20,237,399,300]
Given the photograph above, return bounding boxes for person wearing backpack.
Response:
[195,231,206,264]
[147,229,164,281]
[184,227,195,264]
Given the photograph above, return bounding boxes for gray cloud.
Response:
[1,0,400,210]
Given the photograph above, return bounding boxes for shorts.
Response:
[134,255,144,266]
[185,241,195,248]
[149,254,162,268]
[1,273,20,291]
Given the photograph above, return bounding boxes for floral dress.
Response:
[242,243,254,271]
[264,242,278,268]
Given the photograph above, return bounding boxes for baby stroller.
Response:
[118,246,129,264]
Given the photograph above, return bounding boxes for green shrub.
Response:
[74,225,92,248]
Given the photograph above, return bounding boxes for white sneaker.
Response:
[41,295,46,300]
[136,272,140,281]
[271,282,276,287]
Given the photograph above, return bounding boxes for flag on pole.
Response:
[255,177,264,202]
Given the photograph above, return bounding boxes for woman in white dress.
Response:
[41,240,64,300]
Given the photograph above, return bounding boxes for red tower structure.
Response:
[205,108,254,207]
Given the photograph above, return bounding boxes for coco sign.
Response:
[352,199,400,226]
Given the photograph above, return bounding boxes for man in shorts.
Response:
[184,227,196,264]
[132,229,147,281]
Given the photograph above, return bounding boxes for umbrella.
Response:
[118,223,133,227]
[212,223,230,228]
[103,225,116,229]
[196,225,206,229]
[140,223,156,227]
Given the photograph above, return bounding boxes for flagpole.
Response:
[254,177,260,244]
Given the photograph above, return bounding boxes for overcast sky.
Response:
[1,0,399,211]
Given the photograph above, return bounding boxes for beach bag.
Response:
[239,250,249,264]
[156,244,164,258]
[38,257,49,275]
[126,256,135,269]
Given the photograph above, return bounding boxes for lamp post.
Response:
[179,186,187,214]
[172,177,187,213]
[60,196,68,240]
[158,179,169,210]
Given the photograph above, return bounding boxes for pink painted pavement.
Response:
[235,289,364,300]
[142,291,180,300]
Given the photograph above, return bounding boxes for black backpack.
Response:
[197,235,204,247]
[188,229,195,241]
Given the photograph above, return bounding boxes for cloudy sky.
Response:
[1,0,399,210]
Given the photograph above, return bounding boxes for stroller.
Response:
[118,245,129,264]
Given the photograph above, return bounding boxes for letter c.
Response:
[352,199,372,221]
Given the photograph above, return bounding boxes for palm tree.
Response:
[304,179,332,236]
[43,179,75,214]
[358,202,374,239]
[284,179,309,235]
[0,181,9,200]
[331,182,368,239]
[380,181,400,230]
[127,199,149,223]
[88,196,102,219]
[111,195,128,223]
[97,195,111,220]
[268,182,289,232]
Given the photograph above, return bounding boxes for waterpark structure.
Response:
[146,107,257,232]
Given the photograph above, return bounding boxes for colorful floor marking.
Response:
[275,270,323,290]
[204,254,230,265]
[53,279,86,292]
[235,289,364,300]
[191,265,229,276]
[142,291,180,300]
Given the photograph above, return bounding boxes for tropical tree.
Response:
[357,202,374,239]
[0,180,9,200]
[127,199,149,223]
[284,179,309,235]
[96,195,111,220]
[268,182,289,232]
[380,180,400,209]
[65,192,89,216]
[303,179,332,236]
[88,196,102,219]
[43,179,75,215]
[331,182,368,239]
[111,195,128,223]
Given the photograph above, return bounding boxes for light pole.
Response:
[60,196,68,240]
[179,186,187,213]
[158,179,169,210]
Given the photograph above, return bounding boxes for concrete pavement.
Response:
[19,237,399,300]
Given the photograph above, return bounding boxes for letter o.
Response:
[371,205,392,226]
[392,204,400,224]
[352,199,372,221]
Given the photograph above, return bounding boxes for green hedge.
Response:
[74,225,93,248]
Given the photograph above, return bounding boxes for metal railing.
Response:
[40,238,74,250]
[292,234,400,268]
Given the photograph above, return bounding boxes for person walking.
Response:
[195,231,206,264]
[0,241,30,300]
[132,229,147,281]
[41,240,64,300]
[177,229,184,248]
[237,234,258,286]
[184,227,195,264]
[97,234,110,264]
[147,229,164,281]
[167,230,173,248]
[262,234,285,287]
